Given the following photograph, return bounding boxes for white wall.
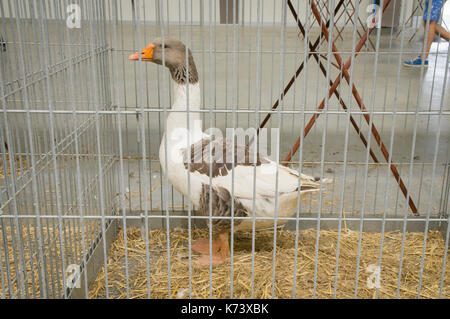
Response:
[118,0,375,26]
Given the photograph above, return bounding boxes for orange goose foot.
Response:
[193,231,230,266]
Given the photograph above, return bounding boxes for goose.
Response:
[129,38,326,265]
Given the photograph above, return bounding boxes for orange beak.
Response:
[128,43,155,61]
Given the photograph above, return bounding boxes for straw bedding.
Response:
[88,226,450,299]
[1,223,448,299]
[0,155,27,179]
[0,223,98,298]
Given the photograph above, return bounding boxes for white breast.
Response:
[159,82,204,207]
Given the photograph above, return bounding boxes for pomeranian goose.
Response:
[129,38,326,265]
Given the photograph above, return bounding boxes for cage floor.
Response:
[0,223,100,298]
[88,227,449,299]
[0,155,27,180]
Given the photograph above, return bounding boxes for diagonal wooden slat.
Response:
[283,0,419,215]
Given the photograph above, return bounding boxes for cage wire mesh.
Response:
[0,0,449,299]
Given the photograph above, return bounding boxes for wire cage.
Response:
[0,0,449,299]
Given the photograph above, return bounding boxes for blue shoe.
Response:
[403,56,429,67]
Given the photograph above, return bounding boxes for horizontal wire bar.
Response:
[0,115,113,208]
[0,214,445,222]
[1,160,118,294]
[1,47,109,100]
[2,43,444,56]
[1,108,448,115]
[114,48,450,56]
[2,157,444,167]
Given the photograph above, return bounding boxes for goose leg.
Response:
[191,238,220,255]
[218,231,230,259]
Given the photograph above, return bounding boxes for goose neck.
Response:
[171,82,201,111]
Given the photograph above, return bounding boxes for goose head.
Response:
[129,37,198,85]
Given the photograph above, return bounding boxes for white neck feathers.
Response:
[171,82,201,111]
[165,80,203,145]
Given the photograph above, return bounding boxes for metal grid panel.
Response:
[0,0,449,299]
[0,0,116,298]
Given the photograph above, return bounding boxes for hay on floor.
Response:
[0,155,27,179]
[88,227,449,299]
[0,223,99,298]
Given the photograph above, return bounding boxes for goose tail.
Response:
[298,174,332,192]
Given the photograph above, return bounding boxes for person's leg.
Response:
[422,20,437,60]
[429,0,450,40]
[404,0,444,67]
[434,23,450,40]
